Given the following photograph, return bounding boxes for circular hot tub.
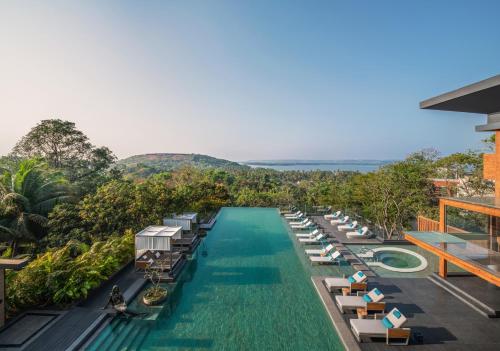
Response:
[359,247,428,273]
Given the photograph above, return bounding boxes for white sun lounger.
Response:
[331,215,349,225]
[291,220,314,229]
[324,211,341,220]
[350,308,410,345]
[346,226,370,238]
[325,271,368,292]
[289,218,308,226]
[309,251,341,264]
[284,210,301,218]
[335,288,385,313]
[338,220,358,231]
[285,212,303,220]
[296,229,320,238]
[299,233,325,244]
[305,243,335,255]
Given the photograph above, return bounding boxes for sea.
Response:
[243,161,392,173]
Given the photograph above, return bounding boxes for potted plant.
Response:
[142,259,168,305]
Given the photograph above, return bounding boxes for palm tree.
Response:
[0,159,70,256]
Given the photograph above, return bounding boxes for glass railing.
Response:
[406,231,500,277]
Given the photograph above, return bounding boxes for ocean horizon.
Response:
[242,160,394,173]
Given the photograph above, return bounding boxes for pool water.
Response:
[376,252,421,269]
[347,244,466,278]
[86,208,343,350]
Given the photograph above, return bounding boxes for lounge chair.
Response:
[331,215,349,225]
[350,308,411,345]
[285,211,303,220]
[291,220,314,229]
[325,271,368,292]
[305,243,335,255]
[315,205,332,214]
[335,288,385,313]
[284,210,301,218]
[309,251,341,264]
[299,233,325,244]
[295,229,320,238]
[346,226,370,238]
[281,207,297,215]
[324,211,341,220]
[338,220,358,231]
[289,218,308,226]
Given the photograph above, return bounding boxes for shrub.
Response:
[6,230,134,313]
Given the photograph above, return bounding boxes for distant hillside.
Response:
[117,153,248,177]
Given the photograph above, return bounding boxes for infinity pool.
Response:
[87,207,343,350]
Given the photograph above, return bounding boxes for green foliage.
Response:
[435,150,493,197]
[352,156,434,239]
[0,159,70,255]
[117,153,248,178]
[45,203,91,247]
[11,119,116,195]
[6,230,134,312]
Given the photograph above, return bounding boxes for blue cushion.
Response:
[393,309,402,318]
[382,317,394,329]
[357,272,365,278]
[373,288,382,296]
[362,294,372,303]
[348,276,356,284]
[358,228,363,234]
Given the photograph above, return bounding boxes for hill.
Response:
[117,153,248,177]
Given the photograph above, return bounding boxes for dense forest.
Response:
[118,153,249,178]
[0,119,493,314]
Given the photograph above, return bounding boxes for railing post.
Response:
[439,200,446,233]
[439,257,448,278]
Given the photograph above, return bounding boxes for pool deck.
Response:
[312,275,500,351]
[0,263,147,351]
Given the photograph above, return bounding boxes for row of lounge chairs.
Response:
[284,214,344,265]
[282,208,411,346]
[327,271,411,345]
[326,211,371,239]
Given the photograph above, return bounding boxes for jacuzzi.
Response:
[357,247,428,273]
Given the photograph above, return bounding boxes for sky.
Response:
[1,0,500,161]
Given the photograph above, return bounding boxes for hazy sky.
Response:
[1,1,500,161]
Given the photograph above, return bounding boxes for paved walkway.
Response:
[312,276,500,350]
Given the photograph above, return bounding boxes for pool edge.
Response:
[311,276,361,351]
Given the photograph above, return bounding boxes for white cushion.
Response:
[385,308,407,328]
[350,319,386,336]
[335,295,365,311]
[325,277,349,290]
[366,288,384,303]
[352,271,367,283]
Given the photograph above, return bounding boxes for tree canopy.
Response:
[12,119,116,195]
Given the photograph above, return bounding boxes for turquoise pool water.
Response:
[376,251,421,269]
[87,208,343,350]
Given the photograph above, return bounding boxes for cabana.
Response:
[164,212,198,232]
[163,212,201,253]
[135,225,184,272]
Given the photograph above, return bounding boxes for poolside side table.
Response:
[356,307,368,319]
[341,287,351,296]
